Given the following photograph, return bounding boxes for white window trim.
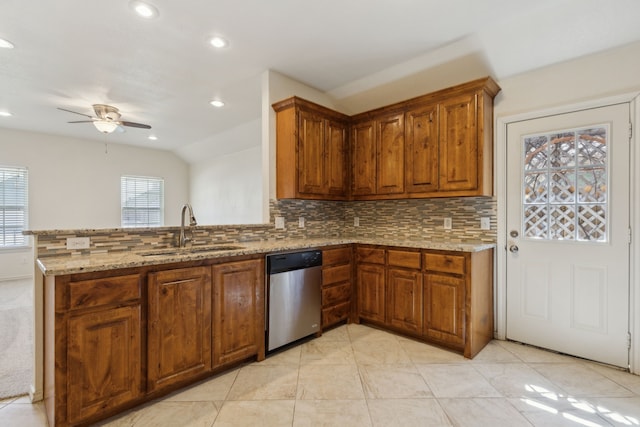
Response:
[0,165,28,247]
[120,175,164,228]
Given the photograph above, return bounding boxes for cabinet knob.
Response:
[509,245,519,253]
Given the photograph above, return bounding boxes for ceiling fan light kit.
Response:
[58,104,151,135]
[93,120,119,134]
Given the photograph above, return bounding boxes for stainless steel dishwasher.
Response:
[266,250,322,352]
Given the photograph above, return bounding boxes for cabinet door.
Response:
[325,119,349,196]
[67,305,141,424]
[387,268,423,334]
[148,266,212,392]
[376,113,405,194]
[439,93,478,191]
[424,273,465,347]
[351,121,376,195]
[406,104,439,193]
[357,263,386,323]
[298,109,325,195]
[212,259,264,366]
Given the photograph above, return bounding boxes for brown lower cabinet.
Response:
[44,256,264,427]
[321,246,353,328]
[356,245,493,358]
[147,266,212,392]
[66,304,142,424]
[43,245,490,426]
[212,259,265,366]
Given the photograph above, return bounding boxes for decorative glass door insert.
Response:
[522,125,608,242]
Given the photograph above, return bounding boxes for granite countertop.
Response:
[36,238,496,276]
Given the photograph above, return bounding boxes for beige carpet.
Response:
[0,279,33,399]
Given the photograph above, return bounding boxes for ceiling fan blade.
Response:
[57,107,94,119]
[67,120,96,123]
[120,121,151,129]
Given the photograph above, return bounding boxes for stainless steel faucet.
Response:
[179,203,197,248]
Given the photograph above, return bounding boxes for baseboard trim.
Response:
[29,384,43,402]
[0,275,33,282]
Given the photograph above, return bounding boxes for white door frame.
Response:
[495,92,640,373]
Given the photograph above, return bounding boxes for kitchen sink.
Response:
[140,245,245,257]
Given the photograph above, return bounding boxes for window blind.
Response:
[121,175,164,227]
[0,166,28,247]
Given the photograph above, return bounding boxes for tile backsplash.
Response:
[34,197,496,257]
[272,197,497,243]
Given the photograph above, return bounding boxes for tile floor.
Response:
[2,323,640,427]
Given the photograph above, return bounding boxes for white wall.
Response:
[494,41,640,117]
[0,249,32,280]
[0,128,189,279]
[0,128,189,230]
[179,119,263,225]
[190,146,262,225]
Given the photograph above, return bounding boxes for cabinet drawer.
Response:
[424,253,466,275]
[322,282,351,306]
[323,264,351,286]
[322,301,350,326]
[388,249,421,269]
[323,247,352,266]
[69,274,141,310]
[357,247,385,264]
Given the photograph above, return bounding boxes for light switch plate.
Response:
[480,217,491,230]
[275,216,285,229]
[443,218,452,230]
[66,237,90,250]
[354,217,360,227]
[298,217,305,228]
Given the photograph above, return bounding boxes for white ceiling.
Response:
[1,0,640,155]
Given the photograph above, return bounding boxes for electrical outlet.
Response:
[66,237,90,250]
[298,217,305,228]
[354,217,360,227]
[275,216,285,229]
[480,217,491,230]
[443,218,452,230]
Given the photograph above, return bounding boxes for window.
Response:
[121,175,164,227]
[522,125,608,242]
[0,166,28,247]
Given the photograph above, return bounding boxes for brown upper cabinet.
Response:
[273,97,350,200]
[406,92,484,197]
[351,112,404,196]
[273,77,500,201]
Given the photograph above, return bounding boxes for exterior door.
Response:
[506,103,630,368]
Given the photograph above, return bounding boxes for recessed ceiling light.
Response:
[209,36,228,49]
[210,100,225,108]
[148,135,158,141]
[0,111,12,117]
[0,38,14,49]
[129,1,159,18]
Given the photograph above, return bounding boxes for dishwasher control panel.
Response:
[267,250,322,274]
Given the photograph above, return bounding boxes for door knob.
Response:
[509,245,519,253]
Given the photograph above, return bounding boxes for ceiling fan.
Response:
[58,104,151,134]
